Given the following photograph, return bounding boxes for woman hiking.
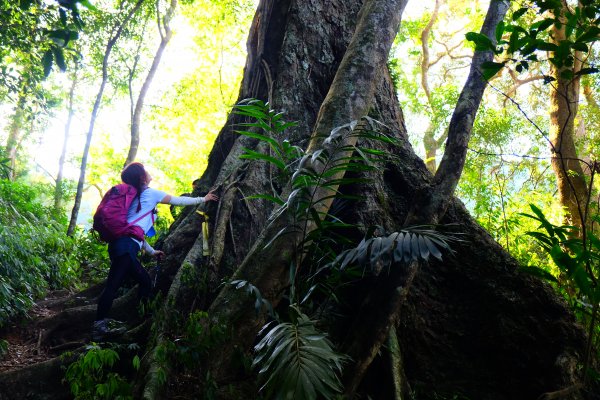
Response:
[92,162,218,341]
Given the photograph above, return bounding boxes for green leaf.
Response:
[575,67,599,76]
[495,21,505,42]
[583,6,596,19]
[240,147,286,171]
[52,47,67,72]
[576,26,600,43]
[253,309,347,399]
[512,7,528,21]
[78,0,99,11]
[571,42,589,52]
[132,355,140,370]
[42,50,53,77]
[481,61,505,80]
[466,32,494,51]
[531,18,555,32]
[236,130,279,151]
[536,42,558,52]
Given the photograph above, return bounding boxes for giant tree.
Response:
[0,0,596,399]
[139,0,592,398]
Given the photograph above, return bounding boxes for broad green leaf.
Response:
[495,21,505,42]
[52,47,67,72]
[466,32,494,51]
[240,147,286,171]
[42,50,53,77]
[481,61,505,80]
[536,42,558,52]
[512,7,528,21]
[236,130,280,150]
[78,0,99,11]
[576,26,600,43]
[575,67,599,76]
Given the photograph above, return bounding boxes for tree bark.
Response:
[145,0,593,398]
[67,0,145,236]
[548,2,589,231]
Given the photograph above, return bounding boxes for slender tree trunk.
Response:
[55,73,77,211]
[125,0,178,166]
[548,3,588,231]
[421,0,442,173]
[67,0,145,236]
[5,87,27,181]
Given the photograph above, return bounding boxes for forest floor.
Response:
[0,290,77,373]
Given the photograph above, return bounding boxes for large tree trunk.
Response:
[143,0,594,399]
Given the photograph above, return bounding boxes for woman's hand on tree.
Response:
[204,189,219,202]
[153,250,165,261]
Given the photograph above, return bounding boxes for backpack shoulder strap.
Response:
[129,208,154,226]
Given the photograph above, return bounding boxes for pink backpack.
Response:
[92,183,152,242]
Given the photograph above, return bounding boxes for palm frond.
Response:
[253,306,348,400]
[330,226,461,271]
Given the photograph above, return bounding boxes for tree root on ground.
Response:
[0,346,82,400]
[36,287,138,346]
[0,282,147,399]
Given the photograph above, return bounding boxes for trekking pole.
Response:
[152,262,161,289]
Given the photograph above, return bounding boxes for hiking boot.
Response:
[92,319,126,341]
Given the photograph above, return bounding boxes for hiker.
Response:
[170,178,201,219]
[92,162,218,340]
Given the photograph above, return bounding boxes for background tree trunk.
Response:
[548,3,588,231]
[67,0,145,236]
[4,82,28,181]
[125,0,178,166]
[54,72,77,211]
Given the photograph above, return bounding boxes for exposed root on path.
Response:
[0,284,152,400]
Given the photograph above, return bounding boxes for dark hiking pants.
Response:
[96,236,151,321]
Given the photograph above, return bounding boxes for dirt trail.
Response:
[0,290,79,373]
[0,282,154,400]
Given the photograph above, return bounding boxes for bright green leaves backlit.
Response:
[467,0,600,81]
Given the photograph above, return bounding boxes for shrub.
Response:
[0,179,80,327]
